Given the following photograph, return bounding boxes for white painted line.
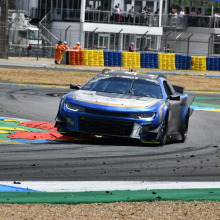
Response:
[1,181,220,192]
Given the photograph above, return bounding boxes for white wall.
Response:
[51,22,82,48]
[82,22,163,35]
[29,0,38,9]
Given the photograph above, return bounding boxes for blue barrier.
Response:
[104,51,122,67]
[141,52,158,68]
[207,57,220,71]
[104,51,220,72]
[175,54,191,70]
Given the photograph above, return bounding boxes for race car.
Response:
[55,69,194,145]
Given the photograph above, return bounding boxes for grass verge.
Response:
[0,68,220,92]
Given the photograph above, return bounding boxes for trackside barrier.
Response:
[191,56,206,71]
[158,53,176,70]
[141,52,158,68]
[104,51,122,67]
[62,50,220,72]
[69,51,83,65]
[83,50,104,66]
[175,54,191,70]
[122,52,140,68]
[207,57,220,71]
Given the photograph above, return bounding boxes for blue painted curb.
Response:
[0,184,40,192]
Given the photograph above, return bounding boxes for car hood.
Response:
[71,90,162,108]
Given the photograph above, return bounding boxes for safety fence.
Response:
[63,50,220,71]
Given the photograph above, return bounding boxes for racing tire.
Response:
[159,129,167,146]
[180,111,189,143]
[159,118,168,146]
[180,132,187,143]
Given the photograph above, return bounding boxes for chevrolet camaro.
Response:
[55,69,194,145]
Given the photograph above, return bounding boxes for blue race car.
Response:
[55,69,194,145]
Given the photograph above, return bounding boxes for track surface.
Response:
[0,83,220,181]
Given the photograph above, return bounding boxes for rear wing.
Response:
[172,84,184,94]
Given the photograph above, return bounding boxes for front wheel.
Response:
[158,119,168,146]
[159,128,167,146]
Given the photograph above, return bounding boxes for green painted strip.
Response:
[192,102,220,109]
[195,97,220,100]
[1,189,220,204]
[0,134,13,141]
[0,120,48,132]
[0,120,52,142]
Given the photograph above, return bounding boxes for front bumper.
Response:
[55,111,161,141]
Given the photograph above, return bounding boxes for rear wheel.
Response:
[180,111,189,143]
[180,132,187,142]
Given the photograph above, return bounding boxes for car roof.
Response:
[99,69,166,81]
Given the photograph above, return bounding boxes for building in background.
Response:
[1,0,220,56]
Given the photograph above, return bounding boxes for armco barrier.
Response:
[62,50,220,72]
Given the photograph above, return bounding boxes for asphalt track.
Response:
[0,83,220,182]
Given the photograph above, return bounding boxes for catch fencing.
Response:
[7,44,55,59]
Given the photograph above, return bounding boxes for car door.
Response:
[163,80,182,135]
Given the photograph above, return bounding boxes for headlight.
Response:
[130,113,155,119]
[66,103,85,112]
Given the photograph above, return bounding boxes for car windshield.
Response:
[81,76,163,99]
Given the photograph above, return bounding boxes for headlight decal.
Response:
[66,103,85,112]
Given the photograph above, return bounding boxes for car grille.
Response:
[79,116,134,137]
[85,108,129,117]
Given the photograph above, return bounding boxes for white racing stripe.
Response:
[1,181,220,192]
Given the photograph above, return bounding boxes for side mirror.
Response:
[70,84,81,90]
[169,95,180,101]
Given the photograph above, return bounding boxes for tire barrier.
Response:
[63,50,220,72]
[83,50,104,66]
[191,56,206,71]
[122,52,140,68]
[175,54,191,70]
[207,57,220,71]
[158,53,176,70]
[69,51,83,65]
[104,51,122,67]
[141,52,158,68]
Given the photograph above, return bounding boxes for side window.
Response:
[18,30,27,39]
[163,81,173,98]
